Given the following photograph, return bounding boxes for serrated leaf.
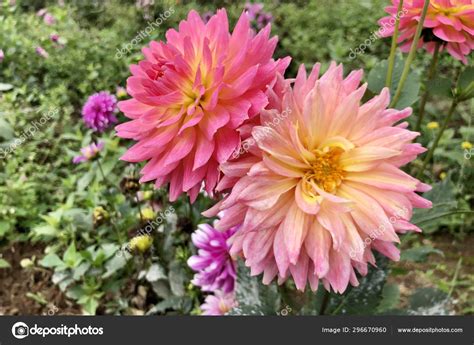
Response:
[168,260,186,297]
[103,253,129,278]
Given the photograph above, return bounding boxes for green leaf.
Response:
[368,54,421,109]
[0,221,10,238]
[103,253,129,278]
[63,243,82,267]
[408,287,449,315]
[428,76,452,98]
[457,66,474,90]
[39,253,64,268]
[228,260,280,315]
[146,263,167,282]
[168,260,186,297]
[411,176,458,232]
[78,296,99,315]
[401,246,444,262]
[377,283,400,313]
[0,258,11,268]
[0,83,13,91]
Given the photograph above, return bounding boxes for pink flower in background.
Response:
[50,33,60,43]
[378,0,474,64]
[188,223,238,293]
[244,3,264,21]
[206,63,432,293]
[35,46,49,58]
[82,91,118,132]
[115,9,290,202]
[245,2,274,29]
[200,291,236,315]
[0,49,4,62]
[43,13,56,25]
[36,8,47,17]
[73,141,104,164]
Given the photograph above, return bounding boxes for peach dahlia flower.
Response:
[379,0,474,64]
[206,63,432,293]
[115,9,289,202]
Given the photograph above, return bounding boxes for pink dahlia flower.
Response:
[200,291,236,315]
[82,91,118,132]
[188,223,237,293]
[378,0,474,64]
[205,63,432,293]
[73,141,104,164]
[115,9,290,202]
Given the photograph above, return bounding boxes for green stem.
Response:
[416,99,458,179]
[386,0,404,88]
[415,42,441,132]
[390,0,430,108]
[448,258,462,299]
[318,289,331,315]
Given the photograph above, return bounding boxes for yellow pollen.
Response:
[303,147,345,193]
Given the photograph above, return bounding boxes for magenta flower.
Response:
[257,13,273,29]
[44,13,56,25]
[244,3,264,21]
[35,46,49,59]
[188,224,238,293]
[0,49,4,62]
[115,9,290,202]
[50,33,60,43]
[73,141,104,164]
[82,91,118,132]
[200,291,236,315]
[36,8,47,17]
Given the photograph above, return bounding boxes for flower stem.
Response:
[390,0,430,108]
[386,0,404,88]
[415,42,441,132]
[318,289,331,315]
[416,98,458,180]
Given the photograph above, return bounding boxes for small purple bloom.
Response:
[201,11,214,23]
[73,141,104,164]
[244,2,264,21]
[50,33,60,43]
[43,13,56,25]
[82,91,118,132]
[256,12,273,29]
[0,49,4,62]
[187,224,237,294]
[200,291,236,316]
[35,46,49,58]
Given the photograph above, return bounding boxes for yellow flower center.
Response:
[303,147,345,194]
